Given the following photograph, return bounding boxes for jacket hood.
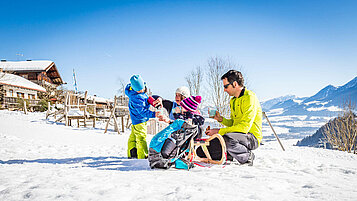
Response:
[125,84,139,98]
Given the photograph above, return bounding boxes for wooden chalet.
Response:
[0,60,64,88]
[0,72,46,110]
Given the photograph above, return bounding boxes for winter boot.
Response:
[129,147,138,159]
[246,152,255,166]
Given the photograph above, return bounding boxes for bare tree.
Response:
[185,66,203,96]
[322,100,357,154]
[206,56,242,117]
[117,77,126,97]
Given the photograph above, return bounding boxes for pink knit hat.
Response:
[180,96,202,113]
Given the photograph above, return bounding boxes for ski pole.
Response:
[263,112,285,151]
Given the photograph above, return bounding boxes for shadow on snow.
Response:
[0,156,151,171]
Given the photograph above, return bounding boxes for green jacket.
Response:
[218,88,263,144]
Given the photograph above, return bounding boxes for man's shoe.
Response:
[225,158,240,165]
[246,152,255,166]
[226,153,234,161]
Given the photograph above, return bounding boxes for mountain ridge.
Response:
[262,76,357,115]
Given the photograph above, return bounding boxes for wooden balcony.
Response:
[2,97,41,109]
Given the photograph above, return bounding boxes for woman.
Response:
[152,86,190,121]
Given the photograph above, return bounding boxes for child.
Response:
[160,95,204,125]
[177,95,205,126]
[125,75,158,159]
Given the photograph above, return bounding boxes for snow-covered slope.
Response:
[260,76,357,138]
[261,95,297,111]
[1,111,356,200]
[263,76,357,114]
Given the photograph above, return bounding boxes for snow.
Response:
[304,101,330,106]
[1,110,357,200]
[304,101,320,105]
[266,108,284,115]
[80,94,113,104]
[0,72,46,92]
[293,99,304,104]
[309,116,334,121]
[67,109,86,117]
[0,60,53,71]
[89,96,112,104]
[307,106,342,112]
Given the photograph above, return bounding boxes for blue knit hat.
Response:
[130,75,146,92]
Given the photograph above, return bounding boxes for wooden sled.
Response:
[189,134,227,165]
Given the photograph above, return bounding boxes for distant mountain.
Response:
[304,76,357,106]
[269,97,306,111]
[303,85,337,103]
[261,95,296,111]
[263,76,357,116]
[328,76,357,107]
[260,76,357,140]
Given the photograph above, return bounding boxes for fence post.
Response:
[23,99,27,114]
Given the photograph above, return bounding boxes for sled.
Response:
[189,134,227,165]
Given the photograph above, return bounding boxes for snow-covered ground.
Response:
[262,109,333,138]
[1,110,357,201]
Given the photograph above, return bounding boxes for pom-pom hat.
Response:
[180,96,202,112]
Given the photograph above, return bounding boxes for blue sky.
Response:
[1,0,356,101]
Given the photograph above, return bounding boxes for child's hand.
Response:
[155,111,162,118]
[157,112,171,123]
[153,97,162,108]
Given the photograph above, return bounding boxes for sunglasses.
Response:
[223,83,232,89]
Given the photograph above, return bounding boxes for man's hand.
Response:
[153,97,163,108]
[214,111,223,122]
[205,128,220,136]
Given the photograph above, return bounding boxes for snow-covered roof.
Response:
[87,95,113,104]
[0,72,46,92]
[0,60,53,71]
[75,93,113,103]
[91,96,113,103]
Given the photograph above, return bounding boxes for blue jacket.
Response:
[125,84,155,125]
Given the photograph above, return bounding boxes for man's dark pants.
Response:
[223,132,259,163]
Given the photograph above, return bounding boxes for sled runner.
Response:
[189,134,227,165]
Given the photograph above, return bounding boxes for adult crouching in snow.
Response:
[205,70,262,166]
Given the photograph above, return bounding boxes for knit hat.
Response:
[180,96,202,112]
[175,86,190,98]
[130,75,145,92]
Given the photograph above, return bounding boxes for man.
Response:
[206,70,262,165]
